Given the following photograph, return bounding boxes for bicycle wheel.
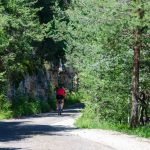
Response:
[58,102,62,115]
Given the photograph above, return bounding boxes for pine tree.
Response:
[51,0,150,125]
[0,0,43,87]
[130,0,149,128]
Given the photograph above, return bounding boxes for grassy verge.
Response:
[75,116,150,138]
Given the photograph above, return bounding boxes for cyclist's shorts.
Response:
[56,95,64,100]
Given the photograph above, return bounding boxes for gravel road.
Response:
[0,106,150,150]
[0,107,114,150]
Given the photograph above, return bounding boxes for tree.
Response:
[51,0,150,125]
[0,0,68,92]
[0,0,43,88]
[130,0,150,128]
[0,4,8,90]
[35,0,67,66]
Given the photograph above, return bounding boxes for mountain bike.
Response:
[57,98,63,116]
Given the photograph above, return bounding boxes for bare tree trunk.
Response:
[130,0,145,128]
[130,45,140,128]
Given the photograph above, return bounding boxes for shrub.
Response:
[11,91,54,117]
[40,100,50,112]
[65,92,82,107]
[0,94,12,119]
[48,99,56,111]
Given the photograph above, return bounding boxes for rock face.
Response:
[7,65,77,101]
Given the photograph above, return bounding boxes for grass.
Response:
[75,116,150,138]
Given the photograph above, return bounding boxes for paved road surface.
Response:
[0,107,114,150]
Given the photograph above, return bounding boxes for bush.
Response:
[0,94,12,119]
[40,100,50,112]
[65,92,82,107]
[12,96,41,117]
[49,99,56,111]
[11,92,54,117]
[0,94,11,111]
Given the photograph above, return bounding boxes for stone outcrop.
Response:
[7,63,77,101]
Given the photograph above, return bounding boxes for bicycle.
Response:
[57,98,63,116]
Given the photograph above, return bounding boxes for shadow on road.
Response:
[0,121,76,143]
[0,148,21,150]
[32,103,84,118]
[0,103,84,148]
[33,108,80,118]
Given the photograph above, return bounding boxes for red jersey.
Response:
[56,88,66,96]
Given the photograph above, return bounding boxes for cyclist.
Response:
[56,85,66,111]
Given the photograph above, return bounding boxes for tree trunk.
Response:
[130,45,140,128]
[130,0,145,128]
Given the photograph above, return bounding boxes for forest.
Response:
[0,0,150,136]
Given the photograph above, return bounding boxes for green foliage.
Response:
[0,0,44,87]
[49,99,57,111]
[12,94,51,117]
[35,0,66,65]
[0,94,12,119]
[12,95,41,117]
[0,0,68,119]
[0,92,52,119]
[0,0,149,131]
[0,94,11,112]
[51,0,132,123]
[51,0,150,124]
[40,100,50,113]
[65,92,82,107]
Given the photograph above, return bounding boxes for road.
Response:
[0,106,114,150]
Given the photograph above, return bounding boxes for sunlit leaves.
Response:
[52,0,150,123]
[0,0,44,87]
